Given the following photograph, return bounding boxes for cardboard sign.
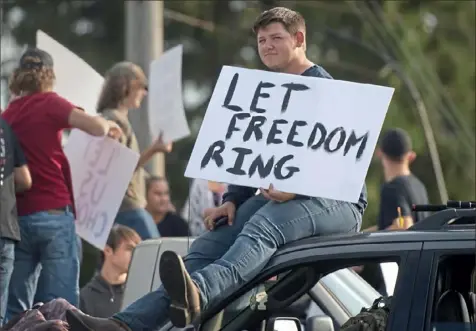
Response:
[148,44,190,142]
[185,66,394,203]
[64,130,139,250]
[36,30,104,115]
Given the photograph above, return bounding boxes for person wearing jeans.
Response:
[0,117,31,326]
[66,7,367,331]
[2,47,123,321]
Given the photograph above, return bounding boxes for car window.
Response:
[318,267,380,317]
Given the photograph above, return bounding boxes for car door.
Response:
[197,240,423,331]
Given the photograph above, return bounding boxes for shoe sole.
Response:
[65,310,93,331]
[159,250,191,328]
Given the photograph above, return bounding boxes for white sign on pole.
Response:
[185,66,394,203]
[64,130,139,250]
[148,44,190,142]
[36,30,104,115]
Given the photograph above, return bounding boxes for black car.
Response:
[155,202,476,331]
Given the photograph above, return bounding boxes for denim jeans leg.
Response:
[0,238,15,326]
[33,211,79,307]
[191,197,361,310]
[113,194,268,331]
[115,208,160,240]
[7,216,41,321]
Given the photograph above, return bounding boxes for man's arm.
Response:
[12,131,31,192]
[378,186,413,230]
[222,185,257,209]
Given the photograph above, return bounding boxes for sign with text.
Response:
[185,66,394,203]
[148,44,190,142]
[64,130,139,250]
[37,30,104,115]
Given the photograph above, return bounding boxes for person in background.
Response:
[80,225,141,318]
[96,62,172,240]
[181,179,228,236]
[0,118,31,327]
[2,47,123,320]
[358,128,430,296]
[145,176,189,237]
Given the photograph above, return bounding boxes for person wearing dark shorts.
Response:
[0,117,31,326]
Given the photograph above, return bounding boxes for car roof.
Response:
[273,228,475,259]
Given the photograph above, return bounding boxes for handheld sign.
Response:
[148,44,190,142]
[36,30,104,115]
[64,130,139,250]
[185,66,394,203]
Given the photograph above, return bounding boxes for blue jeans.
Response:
[6,208,79,321]
[0,238,15,327]
[114,195,361,330]
[115,208,160,240]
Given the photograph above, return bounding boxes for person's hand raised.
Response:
[152,133,172,153]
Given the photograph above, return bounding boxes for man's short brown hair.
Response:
[252,7,306,35]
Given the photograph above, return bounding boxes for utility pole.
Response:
[125,0,165,179]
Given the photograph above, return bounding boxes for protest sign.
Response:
[148,44,190,142]
[64,130,139,250]
[185,66,394,203]
[36,30,104,115]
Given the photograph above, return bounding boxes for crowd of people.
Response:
[0,6,429,331]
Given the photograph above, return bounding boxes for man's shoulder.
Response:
[301,64,333,79]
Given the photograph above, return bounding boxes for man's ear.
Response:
[104,245,113,257]
[407,151,417,163]
[295,31,305,47]
[375,148,383,159]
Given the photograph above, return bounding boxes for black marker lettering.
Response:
[201,140,225,169]
[274,155,300,180]
[98,147,116,175]
[226,113,251,140]
[280,83,310,113]
[287,120,307,147]
[90,180,107,205]
[324,127,346,153]
[243,116,266,142]
[226,147,252,175]
[308,122,327,150]
[344,130,369,161]
[249,155,274,178]
[93,211,108,238]
[267,119,288,145]
[250,81,275,113]
[222,73,242,112]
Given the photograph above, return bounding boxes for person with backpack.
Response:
[2,47,123,320]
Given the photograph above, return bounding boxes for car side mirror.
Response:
[306,315,335,331]
[266,317,302,331]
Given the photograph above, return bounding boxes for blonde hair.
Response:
[8,56,55,95]
[96,61,147,113]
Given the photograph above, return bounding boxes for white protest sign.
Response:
[185,66,394,203]
[36,30,104,115]
[64,130,139,250]
[148,44,190,142]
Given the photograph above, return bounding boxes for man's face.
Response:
[105,238,138,273]
[257,22,299,71]
[146,180,171,214]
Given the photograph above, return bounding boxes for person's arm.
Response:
[11,131,31,192]
[378,186,413,230]
[222,184,257,209]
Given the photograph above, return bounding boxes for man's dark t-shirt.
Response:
[157,212,190,237]
[377,174,430,230]
[0,117,27,241]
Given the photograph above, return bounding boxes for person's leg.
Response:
[6,215,41,321]
[33,210,80,307]
[0,238,15,326]
[115,208,160,240]
[66,194,267,331]
[162,197,361,326]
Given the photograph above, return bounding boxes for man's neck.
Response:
[384,163,411,182]
[100,265,127,285]
[281,56,314,75]
[146,207,167,225]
